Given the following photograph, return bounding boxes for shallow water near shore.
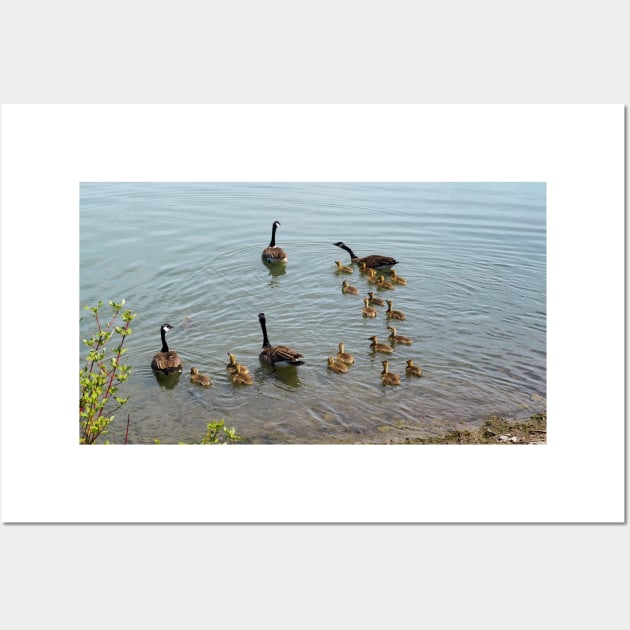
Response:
[80,182,546,444]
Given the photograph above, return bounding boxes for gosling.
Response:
[385,299,406,320]
[226,352,250,376]
[335,260,354,273]
[190,367,212,387]
[376,275,394,290]
[362,296,377,318]
[390,269,408,285]
[335,342,355,365]
[367,291,385,307]
[368,335,393,354]
[327,357,348,373]
[381,360,401,386]
[388,326,412,345]
[341,279,360,295]
[231,363,254,385]
[405,359,423,377]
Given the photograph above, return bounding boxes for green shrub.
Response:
[80,300,136,444]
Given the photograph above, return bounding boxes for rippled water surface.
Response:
[80,183,546,443]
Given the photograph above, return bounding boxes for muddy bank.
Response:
[390,412,547,444]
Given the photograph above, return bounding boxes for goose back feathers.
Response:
[258,313,304,367]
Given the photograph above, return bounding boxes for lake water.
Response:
[80,182,546,444]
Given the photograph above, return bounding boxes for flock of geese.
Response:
[150,220,423,388]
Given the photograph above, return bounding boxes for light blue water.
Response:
[80,183,546,443]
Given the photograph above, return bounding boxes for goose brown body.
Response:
[151,324,183,375]
[333,241,398,269]
[258,313,304,367]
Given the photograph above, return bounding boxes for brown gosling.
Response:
[405,359,423,377]
[190,367,212,387]
[341,279,360,295]
[381,360,401,386]
[366,268,379,284]
[388,326,413,345]
[385,299,406,320]
[327,356,348,373]
[335,260,354,273]
[390,269,408,285]
[368,335,393,354]
[226,352,250,376]
[376,275,395,290]
[231,363,254,385]
[367,291,385,307]
[362,296,377,318]
[335,342,355,365]
[359,262,370,274]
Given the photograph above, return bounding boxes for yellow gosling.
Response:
[368,335,393,354]
[362,296,377,318]
[335,260,354,273]
[381,360,401,386]
[391,269,408,285]
[190,367,212,387]
[388,326,412,345]
[341,279,360,295]
[405,359,423,377]
[385,299,406,320]
[327,356,348,373]
[335,342,355,365]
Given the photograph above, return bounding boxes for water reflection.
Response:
[153,371,181,389]
[261,257,287,276]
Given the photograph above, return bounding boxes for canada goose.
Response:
[333,241,399,269]
[262,220,288,263]
[226,352,250,376]
[258,313,304,367]
[405,359,423,377]
[151,324,183,374]
[367,291,385,307]
[388,326,413,345]
[390,269,408,286]
[335,342,355,365]
[368,335,393,353]
[231,363,254,385]
[362,296,377,318]
[385,300,406,320]
[366,269,379,285]
[341,279,360,295]
[376,275,395,290]
[381,360,401,386]
[327,357,348,373]
[190,367,212,387]
[335,260,354,273]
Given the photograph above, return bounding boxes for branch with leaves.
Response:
[79,300,136,444]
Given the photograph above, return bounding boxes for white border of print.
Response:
[0,104,624,523]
